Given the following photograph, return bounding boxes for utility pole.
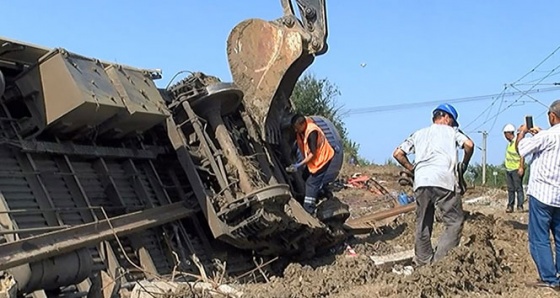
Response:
[477,131,488,185]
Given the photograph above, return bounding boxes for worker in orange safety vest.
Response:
[287,113,340,214]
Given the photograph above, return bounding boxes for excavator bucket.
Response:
[227,0,328,144]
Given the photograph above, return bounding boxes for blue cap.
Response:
[433,103,459,127]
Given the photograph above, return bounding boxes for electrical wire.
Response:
[514,82,560,86]
[509,85,550,108]
[470,64,560,132]
[462,86,507,130]
[517,72,560,85]
[536,109,549,120]
[165,70,194,90]
[345,86,560,116]
[488,93,505,132]
[510,44,560,86]
[462,44,560,130]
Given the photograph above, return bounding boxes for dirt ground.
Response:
[234,166,559,298]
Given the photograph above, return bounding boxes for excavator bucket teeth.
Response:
[227,18,313,144]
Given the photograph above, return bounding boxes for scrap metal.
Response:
[0,1,359,297]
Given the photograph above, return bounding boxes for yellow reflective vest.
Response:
[504,140,521,171]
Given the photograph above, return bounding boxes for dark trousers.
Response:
[506,170,525,208]
[305,150,343,198]
[414,186,464,265]
[528,196,560,286]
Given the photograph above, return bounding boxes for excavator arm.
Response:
[280,0,328,55]
[227,0,328,144]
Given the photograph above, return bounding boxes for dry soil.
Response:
[234,166,558,298]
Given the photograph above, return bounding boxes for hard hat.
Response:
[433,103,459,127]
[503,124,516,133]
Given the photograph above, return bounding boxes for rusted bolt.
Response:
[283,17,295,28]
[312,40,320,49]
[305,7,316,18]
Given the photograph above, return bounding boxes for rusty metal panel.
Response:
[0,147,55,235]
[0,37,50,65]
[33,154,84,226]
[103,65,170,137]
[70,158,114,219]
[0,202,194,271]
[15,49,124,134]
[105,161,143,208]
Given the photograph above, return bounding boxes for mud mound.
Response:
[379,212,512,297]
[238,207,540,298]
[240,255,382,298]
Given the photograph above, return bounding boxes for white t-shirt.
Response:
[398,124,469,192]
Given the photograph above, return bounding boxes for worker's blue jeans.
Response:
[305,149,343,198]
[528,195,560,286]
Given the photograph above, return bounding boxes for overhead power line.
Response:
[511,44,560,85]
[464,44,560,130]
[463,86,508,130]
[345,87,560,115]
[469,62,560,132]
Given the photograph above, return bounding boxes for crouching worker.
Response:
[393,103,474,266]
[287,113,343,214]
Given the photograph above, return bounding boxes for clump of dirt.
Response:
[240,255,383,298]
[378,212,513,297]
[238,211,533,298]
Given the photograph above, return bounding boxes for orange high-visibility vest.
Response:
[296,118,335,174]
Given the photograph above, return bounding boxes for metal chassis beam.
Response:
[7,140,167,160]
[344,203,416,234]
[0,202,194,271]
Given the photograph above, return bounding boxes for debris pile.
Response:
[240,256,383,298]
[0,272,16,298]
[379,212,512,297]
[126,255,243,298]
[237,206,540,298]
[130,281,242,298]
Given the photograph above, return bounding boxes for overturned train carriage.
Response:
[0,36,348,296]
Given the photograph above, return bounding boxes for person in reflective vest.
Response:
[503,123,525,213]
[287,114,336,214]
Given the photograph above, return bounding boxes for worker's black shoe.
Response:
[517,206,524,212]
[506,207,514,213]
[303,203,316,215]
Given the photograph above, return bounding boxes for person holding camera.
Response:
[502,124,526,213]
[393,103,474,266]
[516,100,560,290]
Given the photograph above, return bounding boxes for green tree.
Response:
[467,162,530,187]
[291,73,369,164]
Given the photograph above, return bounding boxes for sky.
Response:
[2,0,560,166]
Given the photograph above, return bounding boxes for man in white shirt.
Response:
[516,100,560,291]
[393,103,474,266]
